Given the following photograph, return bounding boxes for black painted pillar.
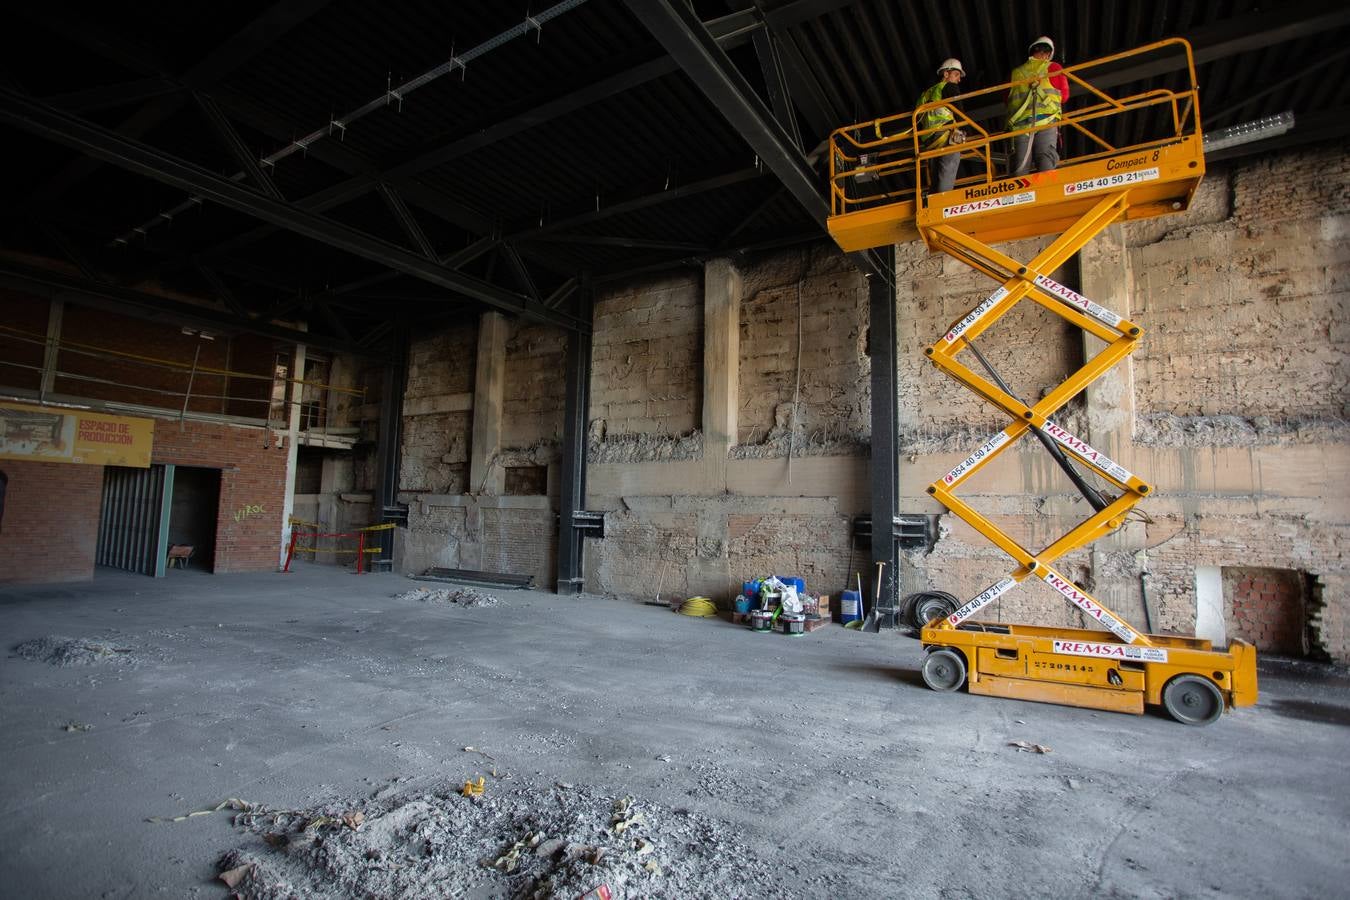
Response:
[868,245,899,624]
[556,274,594,595]
[374,318,409,560]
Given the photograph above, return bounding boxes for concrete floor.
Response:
[2,567,1347,898]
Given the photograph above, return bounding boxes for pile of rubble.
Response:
[214,777,784,899]
[392,587,500,608]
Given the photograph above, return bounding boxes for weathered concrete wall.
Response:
[502,321,567,452]
[400,324,475,494]
[735,245,870,455]
[391,145,1349,661]
[590,272,702,440]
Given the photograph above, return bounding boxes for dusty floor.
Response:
[1,567,1348,899]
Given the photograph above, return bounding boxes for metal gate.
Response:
[97,464,173,575]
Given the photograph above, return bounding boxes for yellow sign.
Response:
[0,402,154,468]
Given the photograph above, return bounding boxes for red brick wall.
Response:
[0,459,103,583]
[0,290,50,393]
[1223,566,1307,655]
[0,417,288,583]
[151,418,289,573]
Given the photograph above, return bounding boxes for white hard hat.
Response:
[1029,36,1055,55]
[937,58,964,75]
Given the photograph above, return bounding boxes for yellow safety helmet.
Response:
[937,58,965,75]
[1029,36,1055,56]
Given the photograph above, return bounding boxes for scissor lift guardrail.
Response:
[826,39,1258,725]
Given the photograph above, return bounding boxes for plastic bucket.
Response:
[782,613,805,636]
[733,594,752,614]
[840,590,862,624]
[750,609,774,632]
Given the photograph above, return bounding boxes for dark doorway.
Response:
[167,466,221,572]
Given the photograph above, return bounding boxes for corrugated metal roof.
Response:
[5,0,1348,341]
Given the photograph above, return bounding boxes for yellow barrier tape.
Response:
[357,523,398,532]
[289,516,322,529]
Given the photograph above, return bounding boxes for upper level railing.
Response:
[828,39,1202,218]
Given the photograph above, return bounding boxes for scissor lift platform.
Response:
[827,39,1257,725]
[829,133,1205,252]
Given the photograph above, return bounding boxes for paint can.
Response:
[781,612,805,636]
[750,609,773,632]
[840,590,862,624]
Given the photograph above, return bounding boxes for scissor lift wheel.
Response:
[922,649,967,692]
[1162,674,1225,726]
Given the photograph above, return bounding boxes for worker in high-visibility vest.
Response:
[916,58,967,194]
[1007,37,1069,175]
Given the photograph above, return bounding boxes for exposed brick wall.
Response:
[897,235,1081,447]
[57,307,235,415]
[591,272,701,438]
[0,290,49,392]
[400,412,470,493]
[150,418,289,573]
[503,321,566,450]
[1223,566,1308,655]
[400,324,475,494]
[736,246,870,449]
[480,507,555,586]
[1129,145,1350,424]
[0,460,103,583]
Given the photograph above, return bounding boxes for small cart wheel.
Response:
[1162,674,1224,726]
[922,648,967,692]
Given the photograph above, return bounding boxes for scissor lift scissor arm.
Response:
[825,39,1258,724]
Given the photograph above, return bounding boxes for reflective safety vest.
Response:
[1007,58,1062,128]
[917,81,955,148]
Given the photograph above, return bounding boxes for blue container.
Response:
[776,576,807,596]
[743,580,761,600]
[839,590,862,624]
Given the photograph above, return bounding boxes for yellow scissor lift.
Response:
[827,39,1257,725]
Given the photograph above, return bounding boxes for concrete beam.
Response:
[469,312,508,496]
[701,258,742,452]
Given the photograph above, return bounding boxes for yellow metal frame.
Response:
[827,39,1207,253]
[828,39,1258,723]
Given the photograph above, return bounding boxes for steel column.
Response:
[374,320,409,560]
[556,273,594,595]
[867,244,898,626]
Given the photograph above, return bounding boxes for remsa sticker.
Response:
[1032,274,1124,329]
[943,191,1035,218]
[1053,640,1168,663]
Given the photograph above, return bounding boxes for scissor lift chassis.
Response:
[921,622,1257,719]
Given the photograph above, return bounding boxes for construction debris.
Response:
[13,636,141,667]
[215,776,786,899]
[392,587,499,607]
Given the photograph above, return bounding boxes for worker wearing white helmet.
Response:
[1007,36,1069,175]
[915,57,968,195]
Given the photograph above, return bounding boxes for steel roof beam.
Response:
[375,183,437,259]
[508,164,762,239]
[524,234,712,253]
[0,87,583,332]
[193,93,283,201]
[23,0,333,204]
[43,79,182,113]
[623,0,829,229]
